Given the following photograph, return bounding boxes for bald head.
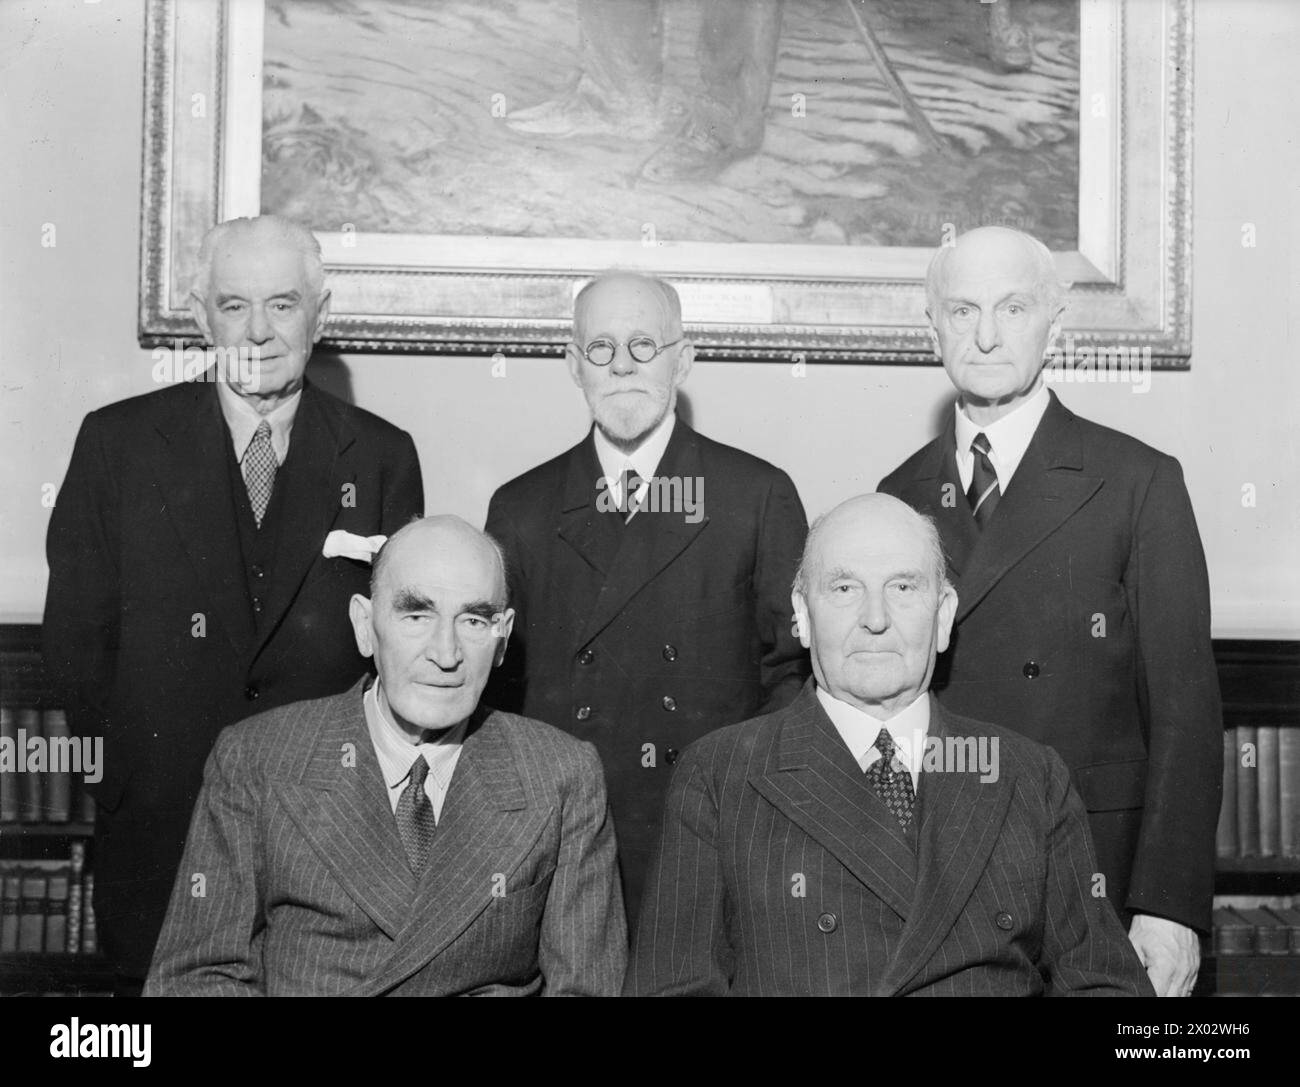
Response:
[193,214,325,301]
[572,272,683,344]
[371,515,507,606]
[795,494,949,598]
[925,226,1064,317]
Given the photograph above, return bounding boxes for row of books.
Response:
[1215,726,1300,858]
[1212,905,1300,955]
[0,843,97,954]
[0,707,97,824]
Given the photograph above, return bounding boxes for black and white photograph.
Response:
[1,0,1297,1058]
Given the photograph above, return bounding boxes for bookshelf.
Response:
[1,626,1297,996]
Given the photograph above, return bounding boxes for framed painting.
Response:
[139,0,1192,364]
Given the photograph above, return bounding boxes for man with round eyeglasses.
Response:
[486,271,810,928]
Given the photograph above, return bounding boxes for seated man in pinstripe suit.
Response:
[628,494,1151,996]
[146,516,626,996]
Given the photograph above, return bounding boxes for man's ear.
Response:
[565,343,585,389]
[311,289,332,344]
[348,593,375,658]
[190,291,214,345]
[492,607,516,668]
[791,590,811,648]
[934,583,958,655]
[673,339,695,387]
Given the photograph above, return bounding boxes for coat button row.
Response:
[1022,661,1040,679]
[575,705,592,720]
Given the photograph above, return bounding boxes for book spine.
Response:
[0,866,18,952]
[81,872,97,955]
[1216,729,1238,857]
[17,868,47,952]
[45,869,69,953]
[65,841,86,955]
[43,709,72,823]
[1236,726,1260,857]
[17,708,42,823]
[1280,727,1299,857]
[0,708,16,822]
[1258,726,1280,857]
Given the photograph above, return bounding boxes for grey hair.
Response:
[370,515,510,607]
[572,272,684,341]
[924,227,1066,318]
[793,504,951,598]
[192,215,325,301]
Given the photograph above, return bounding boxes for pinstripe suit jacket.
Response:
[144,680,627,996]
[627,682,1153,996]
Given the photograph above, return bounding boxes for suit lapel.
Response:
[882,700,1016,995]
[253,382,356,661]
[270,679,415,940]
[556,431,624,580]
[749,684,917,920]
[579,422,710,646]
[355,709,551,995]
[954,392,1102,623]
[152,376,256,657]
[908,428,979,578]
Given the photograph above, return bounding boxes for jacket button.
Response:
[575,705,592,721]
[661,696,677,712]
[995,911,1014,930]
[1022,661,1040,679]
[817,912,838,934]
[578,648,595,665]
[662,644,678,662]
[665,747,680,765]
[250,564,265,579]
[251,596,262,614]
[245,685,259,701]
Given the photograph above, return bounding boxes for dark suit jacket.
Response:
[144,681,627,996]
[878,390,1221,933]
[627,683,1153,996]
[485,421,809,924]
[42,374,423,975]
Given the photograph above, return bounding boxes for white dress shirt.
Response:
[216,380,301,465]
[364,679,466,823]
[593,411,676,509]
[953,383,1050,495]
[815,684,930,792]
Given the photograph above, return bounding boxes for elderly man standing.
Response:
[878,226,1221,996]
[43,215,423,992]
[628,494,1153,996]
[485,272,808,926]
[146,517,625,996]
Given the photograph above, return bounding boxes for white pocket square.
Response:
[322,530,387,563]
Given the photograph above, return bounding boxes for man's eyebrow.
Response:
[461,600,505,619]
[390,588,437,613]
[821,566,857,582]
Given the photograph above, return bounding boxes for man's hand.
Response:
[1128,914,1200,996]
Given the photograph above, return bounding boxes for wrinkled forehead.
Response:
[812,511,935,582]
[937,236,1044,300]
[377,534,505,605]
[209,236,311,293]
[575,278,677,339]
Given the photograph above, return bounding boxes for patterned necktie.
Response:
[395,754,437,872]
[966,432,1000,529]
[621,467,645,522]
[866,727,915,829]
[242,420,277,528]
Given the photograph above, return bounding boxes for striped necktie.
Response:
[966,432,1000,528]
[242,420,277,528]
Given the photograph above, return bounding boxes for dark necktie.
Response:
[866,727,915,829]
[966,432,1000,528]
[395,754,437,872]
[242,420,277,528]
[621,468,645,521]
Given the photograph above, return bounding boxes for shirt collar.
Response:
[592,410,676,490]
[216,379,302,465]
[954,382,1050,487]
[364,678,467,790]
[815,684,931,786]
